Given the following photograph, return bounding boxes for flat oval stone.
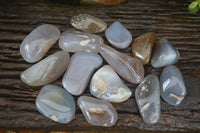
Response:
[59,30,104,53]
[21,51,70,86]
[20,24,60,63]
[70,14,107,33]
[62,52,103,95]
[105,21,132,49]
[160,65,186,106]
[99,44,144,84]
[77,96,118,127]
[151,38,179,68]
[132,32,155,64]
[36,84,75,124]
[135,75,160,124]
[90,65,132,103]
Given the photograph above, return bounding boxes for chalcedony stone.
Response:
[132,32,155,64]
[70,14,107,33]
[77,96,118,127]
[90,65,132,103]
[59,30,104,53]
[21,51,70,86]
[62,52,103,95]
[135,75,160,124]
[20,24,60,63]
[105,21,132,49]
[160,65,186,106]
[151,38,179,68]
[99,45,144,84]
[36,84,75,124]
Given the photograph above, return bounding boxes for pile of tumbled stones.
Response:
[20,14,186,126]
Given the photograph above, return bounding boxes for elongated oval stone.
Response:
[20,24,60,63]
[36,84,75,124]
[62,52,103,95]
[135,75,160,124]
[151,38,179,68]
[160,65,186,106]
[90,65,132,103]
[77,96,118,127]
[21,51,70,86]
[70,14,107,33]
[105,21,132,49]
[59,30,104,53]
[99,45,144,84]
[132,32,155,64]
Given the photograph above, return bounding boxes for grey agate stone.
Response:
[77,96,118,127]
[59,30,104,53]
[36,84,75,124]
[151,38,179,68]
[135,75,160,124]
[160,65,186,106]
[105,21,132,49]
[90,65,132,103]
[20,24,60,63]
[62,52,103,95]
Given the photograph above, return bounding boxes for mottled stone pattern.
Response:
[21,51,70,86]
[77,96,118,127]
[36,84,75,124]
[20,24,60,63]
[80,0,127,5]
[132,32,155,64]
[160,65,186,106]
[90,65,132,103]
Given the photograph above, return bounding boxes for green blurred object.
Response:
[195,0,200,3]
[188,1,199,13]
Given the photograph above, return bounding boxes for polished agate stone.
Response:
[21,51,70,86]
[20,24,60,63]
[59,30,104,53]
[80,0,127,5]
[99,45,144,84]
[70,14,107,33]
[90,65,132,103]
[36,84,75,124]
[62,52,103,95]
[132,32,155,64]
[151,38,179,68]
[105,21,132,49]
[77,96,118,127]
[160,65,186,106]
[135,75,160,124]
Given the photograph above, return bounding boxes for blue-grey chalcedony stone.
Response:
[21,51,70,86]
[99,44,144,84]
[135,75,160,124]
[36,84,75,124]
[160,65,186,106]
[90,65,132,103]
[151,38,179,68]
[20,24,60,63]
[105,21,132,49]
[77,96,118,127]
[59,30,104,53]
[62,52,103,95]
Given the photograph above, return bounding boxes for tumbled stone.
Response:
[21,51,70,86]
[77,96,118,127]
[70,14,107,33]
[20,24,60,63]
[132,32,155,64]
[160,65,186,106]
[105,21,132,49]
[80,0,127,6]
[36,84,75,124]
[151,38,179,68]
[62,52,103,95]
[59,30,104,53]
[90,65,132,103]
[135,75,160,124]
[99,45,144,84]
